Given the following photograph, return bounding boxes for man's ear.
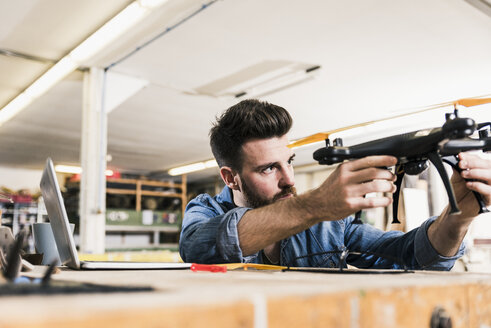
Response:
[220,166,240,190]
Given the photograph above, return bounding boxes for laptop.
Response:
[40,157,191,270]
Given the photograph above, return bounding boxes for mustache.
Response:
[273,186,297,201]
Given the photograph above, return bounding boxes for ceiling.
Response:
[1,0,490,183]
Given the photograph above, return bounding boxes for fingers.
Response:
[465,180,491,200]
[351,167,397,184]
[457,152,491,206]
[357,179,397,195]
[317,155,398,219]
[461,168,491,183]
[459,153,491,170]
[347,155,398,171]
[341,156,397,185]
[340,179,396,214]
[461,166,491,206]
[458,153,491,186]
[347,193,393,209]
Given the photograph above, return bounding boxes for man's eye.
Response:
[263,166,274,173]
[288,158,295,165]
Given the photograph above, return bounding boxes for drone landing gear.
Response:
[354,165,402,225]
[391,161,428,224]
[391,166,404,224]
[353,210,363,224]
[427,151,461,215]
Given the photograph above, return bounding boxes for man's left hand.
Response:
[456,152,491,211]
[427,152,491,257]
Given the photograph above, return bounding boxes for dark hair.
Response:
[209,99,292,171]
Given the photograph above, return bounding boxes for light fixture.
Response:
[168,159,218,176]
[0,93,34,125]
[55,164,114,176]
[194,60,321,99]
[69,1,166,62]
[54,165,82,174]
[235,65,320,99]
[0,0,169,126]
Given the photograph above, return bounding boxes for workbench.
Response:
[0,266,490,328]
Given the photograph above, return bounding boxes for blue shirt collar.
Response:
[216,185,236,211]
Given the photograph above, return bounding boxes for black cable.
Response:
[0,49,56,64]
[288,247,409,272]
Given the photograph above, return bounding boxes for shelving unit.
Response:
[106,176,187,214]
[104,176,187,249]
[0,201,38,236]
[0,200,38,253]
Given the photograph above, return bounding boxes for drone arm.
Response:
[427,151,461,215]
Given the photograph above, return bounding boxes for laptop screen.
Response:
[40,158,80,269]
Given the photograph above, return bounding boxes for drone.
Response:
[290,97,491,224]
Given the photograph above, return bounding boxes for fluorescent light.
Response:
[70,0,168,62]
[55,164,113,176]
[168,159,218,176]
[139,0,169,9]
[0,93,33,125]
[204,159,218,168]
[0,0,168,126]
[0,57,77,125]
[24,57,78,99]
[55,165,83,174]
[70,3,147,62]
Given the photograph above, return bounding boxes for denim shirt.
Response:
[179,186,464,270]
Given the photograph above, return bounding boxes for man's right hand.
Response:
[238,155,398,256]
[309,155,398,222]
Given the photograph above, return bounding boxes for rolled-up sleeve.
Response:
[345,216,465,270]
[414,217,465,270]
[179,193,256,264]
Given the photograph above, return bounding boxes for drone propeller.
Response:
[288,97,491,149]
[453,98,491,108]
[288,124,373,148]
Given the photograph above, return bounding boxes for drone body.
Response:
[312,111,490,224]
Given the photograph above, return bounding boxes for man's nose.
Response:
[279,166,295,187]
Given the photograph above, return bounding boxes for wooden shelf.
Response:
[106,176,187,213]
[106,188,137,195]
[107,178,183,189]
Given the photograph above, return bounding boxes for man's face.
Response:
[234,135,296,208]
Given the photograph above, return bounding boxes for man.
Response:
[179,99,491,270]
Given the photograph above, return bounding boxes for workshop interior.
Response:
[0,0,491,327]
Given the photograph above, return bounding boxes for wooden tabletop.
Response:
[1,266,490,328]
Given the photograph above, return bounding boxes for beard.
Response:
[240,177,297,208]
